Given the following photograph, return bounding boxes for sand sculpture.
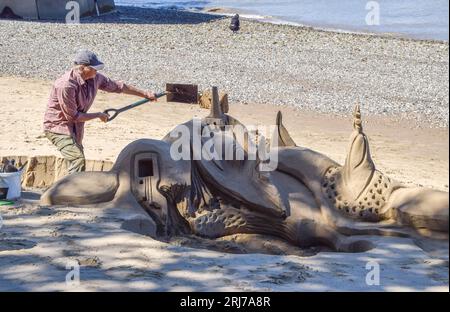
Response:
[41,87,449,252]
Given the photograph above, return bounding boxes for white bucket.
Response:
[0,171,22,200]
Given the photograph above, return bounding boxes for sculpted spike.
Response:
[205,86,227,126]
[271,111,296,148]
[353,103,363,133]
[341,104,376,200]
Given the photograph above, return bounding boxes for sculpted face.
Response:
[40,98,449,253]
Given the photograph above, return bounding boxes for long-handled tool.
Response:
[104,83,198,122]
[104,91,165,122]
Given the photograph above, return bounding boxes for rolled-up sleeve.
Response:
[57,86,80,122]
[97,73,125,93]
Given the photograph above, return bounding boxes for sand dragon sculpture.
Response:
[41,88,449,253]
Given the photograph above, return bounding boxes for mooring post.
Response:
[35,0,40,20]
[94,0,100,16]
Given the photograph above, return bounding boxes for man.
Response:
[43,49,156,174]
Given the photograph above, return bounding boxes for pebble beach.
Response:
[0,6,448,127]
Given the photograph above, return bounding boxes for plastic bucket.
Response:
[0,171,22,200]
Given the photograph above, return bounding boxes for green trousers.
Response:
[45,131,86,174]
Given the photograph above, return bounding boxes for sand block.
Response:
[199,89,229,113]
[1,155,113,188]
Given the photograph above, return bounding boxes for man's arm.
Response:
[122,83,157,101]
[76,112,108,123]
[98,74,156,101]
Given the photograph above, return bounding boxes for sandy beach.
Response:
[0,199,448,291]
[0,6,448,292]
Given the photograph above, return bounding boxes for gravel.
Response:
[0,6,448,128]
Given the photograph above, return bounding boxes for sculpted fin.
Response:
[271,111,296,148]
[342,104,376,200]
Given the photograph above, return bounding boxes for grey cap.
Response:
[73,49,105,70]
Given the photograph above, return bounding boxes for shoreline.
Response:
[199,7,449,44]
[2,3,448,44]
[113,3,449,42]
[3,4,448,44]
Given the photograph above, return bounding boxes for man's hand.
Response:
[74,112,110,123]
[97,112,109,123]
[145,91,157,101]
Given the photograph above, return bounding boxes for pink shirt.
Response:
[44,69,124,145]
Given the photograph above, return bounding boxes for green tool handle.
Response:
[104,91,167,122]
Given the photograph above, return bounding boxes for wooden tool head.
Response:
[166,83,199,104]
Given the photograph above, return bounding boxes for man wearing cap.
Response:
[43,49,157,174]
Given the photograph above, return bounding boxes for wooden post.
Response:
[94,0,100,16]
[35,0,40,20]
